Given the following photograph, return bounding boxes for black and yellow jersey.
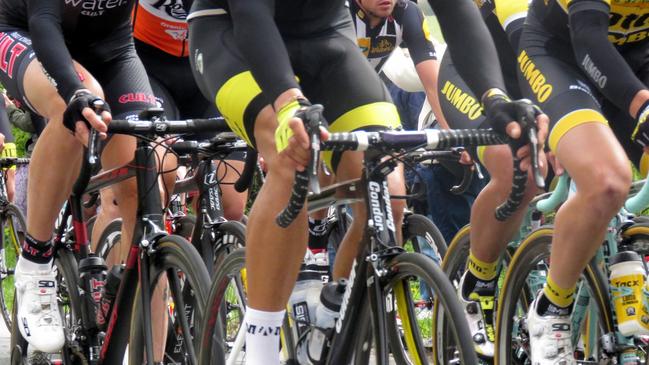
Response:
[349,0,436,71]
[532,0,649,47]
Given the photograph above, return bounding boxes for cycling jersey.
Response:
[531,0,649,47]
[0,1,156,120]
[133,0,189,57]
[0,0,134,103]
[349,0,436,71]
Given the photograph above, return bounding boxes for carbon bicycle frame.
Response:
[61,137,168,365]
[306,149,405,364]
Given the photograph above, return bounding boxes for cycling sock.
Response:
[20,234,53,265]
[463,252,498,298]
[462,271,497,299]
[307,217,328,251]
[244,307,285,365]
[537,275,575,317]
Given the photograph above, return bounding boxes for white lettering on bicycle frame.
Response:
[336,259,357,333]
[382,180,395,232]
[368,182,384,231]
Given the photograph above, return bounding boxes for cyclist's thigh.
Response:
[135,39,181,120]
[0,30,102,120]
[88,42,157,169]
[517,17,606,153]
[295,25,400,174]
[188,15,263,150]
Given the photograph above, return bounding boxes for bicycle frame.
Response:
[61,135,169,364]
[304,149,406,364]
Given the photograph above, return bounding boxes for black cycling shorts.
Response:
[188,14,400,172]
[0,29,155,121]
[135,39,244,161]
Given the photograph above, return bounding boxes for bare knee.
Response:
[578,163,631,216]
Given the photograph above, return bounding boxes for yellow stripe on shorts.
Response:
[215,71,262,146]
[323,102,401,170]
[548,109,608,151]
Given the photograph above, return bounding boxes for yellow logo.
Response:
[358,37,370,57]
[440,81,483,120]
[518,50,553,103]
[422,19,432,42]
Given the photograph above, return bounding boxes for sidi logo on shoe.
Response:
[551,323,570,332]
[38,280,55,288]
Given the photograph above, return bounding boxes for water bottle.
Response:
[79,254,107,333]
[609,251,649,336]
[304,279,347,364]
[96,264,124,331]
[287,276,322,343]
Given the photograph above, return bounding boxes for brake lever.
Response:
[527,125,545,189]
[304,107,323,195]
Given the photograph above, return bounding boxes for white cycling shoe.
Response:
[458,272,495,358]
[15,258,65,353]
[527,292,576,365]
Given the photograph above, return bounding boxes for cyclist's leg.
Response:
[435,48,546,358]
[87,43,175,363]
[0,31,104,351]
[189,15,311,364]
[218,155,247,222]
[295,28,404,281]
[517,18,631,363]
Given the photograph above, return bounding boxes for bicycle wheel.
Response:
[384,252,478,365]
[199,248,247,365]
[10,247,82,365]
[94,218,123,265]
[210,221,246,271]
[494,227,614,365]
[129,234,212,365]
[0,204,26,331]
[402,213,447,262]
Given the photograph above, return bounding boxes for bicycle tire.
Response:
[210,221,246,272]
[494,227,614,365]
[94,218,123,264]
[198,248,246,365]
[10,247,82,364]
[402,213,447,261]
[384,252,478,365]
[0,204,26,331]
[129,234,212,365]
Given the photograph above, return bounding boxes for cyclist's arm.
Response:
[227,0,302,108]
[26,0,85,103]
[397,4,449,128]
[568,0,648,118]
[427,0,507,98]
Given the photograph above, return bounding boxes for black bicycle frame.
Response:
[322,149,403,364]
[64,135,168,364]
[174,157,226,273]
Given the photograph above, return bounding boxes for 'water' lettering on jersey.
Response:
[65,0,130,17]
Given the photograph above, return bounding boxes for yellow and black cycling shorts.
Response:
[518,10,649,173]
[188,14,401,172]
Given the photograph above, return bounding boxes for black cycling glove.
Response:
[482,89,542,151]
[62,89,110,135]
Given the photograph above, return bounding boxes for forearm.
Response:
[416,60,449,129]
[569,5,645,117]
